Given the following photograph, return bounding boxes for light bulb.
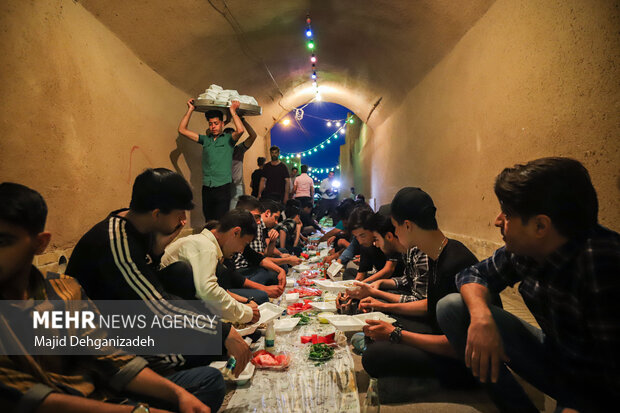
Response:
[326,121,332,127]
[306,29,312,37]
[336,121,341,127]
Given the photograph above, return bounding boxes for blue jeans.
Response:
[165,365,226,412]
[239,266,278,286]
[229,288,269,304]
[436,293,599,413]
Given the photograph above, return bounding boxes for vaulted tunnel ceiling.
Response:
[80,0,496,121]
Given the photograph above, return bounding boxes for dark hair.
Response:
[391,187,438,230]
[333,198,357,223]
[364,212,395,237]
[257,157,266,167]
[301,165,308,173]
[269,146,280,152]
[236,195,263,212]
[259,199,282,214]
[204,110,223,121]
[218,209,257,236]
[0,183,48,234]
[494,157,598,238]
[347,204,375,231]
[284,204,301,219]
[292,167,298,172]
[129,168,194,213]
[355,194,366,203]
[204,220,219,231]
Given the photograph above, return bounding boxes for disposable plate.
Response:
[274,317,301,332]
[310,301,337,312]
[326,315,366,332]
[210,361,255,385]
[353,312,397,324]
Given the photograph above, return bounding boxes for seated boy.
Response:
[160,209,261,325]
[0,182,223,412]
[276,203,304,256]
[360,187,482,393]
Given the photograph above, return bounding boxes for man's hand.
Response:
[346,281,374,300]
[277,270,286,288]
[337,292,353,314]
[229,100,240,113]
[268,229,279,242]
[153,221,186,256]
[465,315,509,383]
[353,255,361,265]
[186,98,195,112]
[327,236,336,246]
[358,296,383,313]
[287,256,302,266]
[354,272,366,282]
[248,301,260,324]
[362,319,395,342]
[177,389,211,413]
[224,328,252,377]
[264,284,284,298]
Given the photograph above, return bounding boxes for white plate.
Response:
[308,256,322,263]
[326,315,366,332]
[320,248,329,257]
[314,279,356,293]
[210,361,255,385]
[353,312,397,324]
[257,302,285,325]
[274,317,300,332]
[285,293,299,302]
[310,301,337,311]
[318,241,328,249]
[286,278,295,288]
[293,264,311,272]
[326,261,343,279]
[235,323,258,336]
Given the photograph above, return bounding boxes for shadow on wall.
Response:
[170,134,204,232]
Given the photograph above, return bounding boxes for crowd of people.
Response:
[0,96,617,413]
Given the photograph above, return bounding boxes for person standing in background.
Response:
[258,146,290,204]
[230,118,257,209]
[293,164,314,206]
[250,157,265,198]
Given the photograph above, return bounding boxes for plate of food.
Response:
[310,301,337,312]
[288,287,322,297]
[251,350,290,370]
[308,343,335,362]
[353,312,397,324]
[292,312,311,325]
[326,315,366,332]
[233,321,258,336]
[210,360,255,385]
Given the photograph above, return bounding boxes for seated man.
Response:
[276,203,304,256]
[360,187,481,392]
[347,205,403,283]
[229,197,287,288]
[66,169,251,377]
[160,209,261,325]
[247,198,301,269]
[344,210,429,321]
[299,200,325,236]
[0,182,222,412]
[437,157,620,413]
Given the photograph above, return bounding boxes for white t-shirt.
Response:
[294,173,314,198]
[161,229,253,323]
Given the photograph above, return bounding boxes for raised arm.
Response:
[178,99,200,142]
[240,118,257,148]
[258,177,266,198]
[229,101,245,142]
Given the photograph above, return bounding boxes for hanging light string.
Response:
[305,14,321,101]
[279,116,354,159]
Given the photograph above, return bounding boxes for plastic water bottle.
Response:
[265,320,275,352]
[362,378,380,413]
[221,356,236,380]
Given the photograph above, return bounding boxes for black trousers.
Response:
[202,183,231,222]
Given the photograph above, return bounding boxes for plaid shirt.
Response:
[456,224,620,399]
[393,247,429,303]
[0,267,147,412]
[250,218,267,254]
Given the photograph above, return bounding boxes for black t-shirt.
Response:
[215,262,246,290]
[426,239,478,333]
[250,168,263,197]
[261,162,289,197]
[386,251,405,277]
[300,211,320,230]
[358,245,387,273]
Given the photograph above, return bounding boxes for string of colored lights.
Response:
[305,14,320,100]
[279,116,355,159]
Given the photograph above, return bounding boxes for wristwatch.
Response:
[132,403,150,413]
[246,297,255,304]
[389,326,402,344]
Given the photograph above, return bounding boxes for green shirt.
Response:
[198,131,235,187]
